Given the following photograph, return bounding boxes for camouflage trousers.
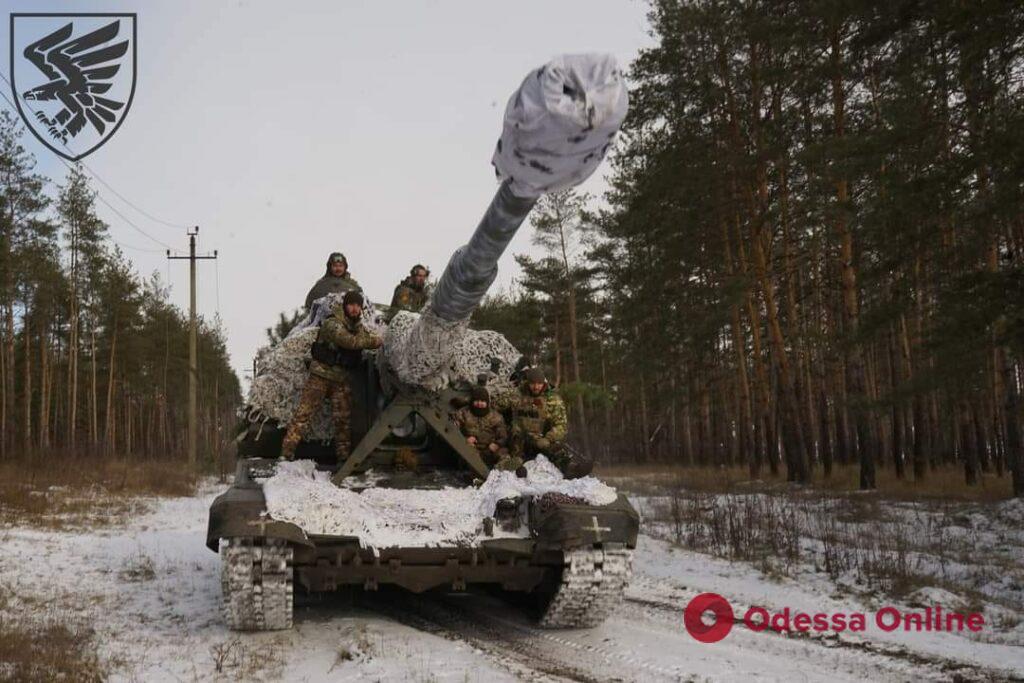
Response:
[281,373,352,460]
[480,446,522,472]
[511,433,592,478]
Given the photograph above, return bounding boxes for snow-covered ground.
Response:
[1,479,1022,682]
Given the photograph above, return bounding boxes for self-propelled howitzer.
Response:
[208,53,639,632]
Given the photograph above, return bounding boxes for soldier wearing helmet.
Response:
[390,264,430,313]
[282,290,381,461]
[304,252,362,309]
[494,367,580,474]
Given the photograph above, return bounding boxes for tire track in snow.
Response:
[357,589,602,683]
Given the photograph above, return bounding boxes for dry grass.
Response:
[597,461,1014,502]
[646,483,1024,610]
[207,636,286,680]
[0,619,104,682]
[0,453,198,529]
[649,490,933,593]
[0,586,104,683]
[329,623,376,670]
[118,550,157,583]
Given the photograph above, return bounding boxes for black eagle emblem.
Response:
[21,20,129,143]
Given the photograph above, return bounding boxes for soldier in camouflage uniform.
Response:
[304,252,362,309]
[454,386,520,471]
[495,367,575,473]
[281,290,382,460]
[389,264,430,313]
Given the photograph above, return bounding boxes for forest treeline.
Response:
[0,111,240,463]
[475,0,1024,492]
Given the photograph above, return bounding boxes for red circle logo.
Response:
[684,593,735,643]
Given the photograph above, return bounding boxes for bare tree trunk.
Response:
[104,322,118,453]
[830,25,874,489]
[90,323,98,451]
[962,401,981,486]
[553,314,562,388]
[638,362,650,462]
[600,343,611,462]
[735,216,774,475]
[22,310,31,456]
[1004,360,1023,496]
[888,325,904,478]
[722,216,755,475]
[67,221,79,451]
[39,328,49,450]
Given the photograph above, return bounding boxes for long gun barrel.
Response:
[384,53,629,390]
[429,182,537,322]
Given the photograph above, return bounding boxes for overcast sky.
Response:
[1,0,654,386]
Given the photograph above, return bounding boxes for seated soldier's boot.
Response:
[556,451,594,479]
[393,448,418,473]
[494,454,524,472]
[278,433,297,461]
[334,440,351,462]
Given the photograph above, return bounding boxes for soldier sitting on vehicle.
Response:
[281,290,381,461]
[496,367,591,478]
[389,264,430,313]
[304,252,362,310]
[454,386,520,471]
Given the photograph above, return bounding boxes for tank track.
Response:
[538,546,632,629]
[221,537,294,631]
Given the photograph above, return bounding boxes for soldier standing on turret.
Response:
[454,386,520,471]
[282,291,381,461]
[305,252,362,310]
[390,264,430,313]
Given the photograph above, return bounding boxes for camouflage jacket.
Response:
[454,407,508,451]
[495,387,568,443]
[390,278,429,313]
[309,311,381,383]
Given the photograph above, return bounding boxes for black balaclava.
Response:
[469,386,490,417]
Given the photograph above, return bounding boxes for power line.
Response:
[0,70,187,229]
[0,69,188,229]
[109,237,166,254]
[214,256,222,319]
[0,82,175,250]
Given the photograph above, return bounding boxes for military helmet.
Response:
[470,386,490,403]
[410,264,429,276]
[328,252,348,266]
[523,367,546,385]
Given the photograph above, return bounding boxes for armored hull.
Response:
[208,456,639,631]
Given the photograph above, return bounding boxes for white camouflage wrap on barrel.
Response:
[492,53,628,198]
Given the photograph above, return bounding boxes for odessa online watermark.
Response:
[683,593,986,644]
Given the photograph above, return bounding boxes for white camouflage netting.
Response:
[382,310,521,394]
[259,455,618,549]
[241,296,522,441]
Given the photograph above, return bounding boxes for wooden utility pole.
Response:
[168,227,217,466]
